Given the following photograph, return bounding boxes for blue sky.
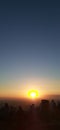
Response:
[0,0,60,98]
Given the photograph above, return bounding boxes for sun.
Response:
[28,90,39,99]
[30,92,36,98]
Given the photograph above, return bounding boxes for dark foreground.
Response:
[0,99,60,130]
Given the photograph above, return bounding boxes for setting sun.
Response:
[30,92,36,98]
[28,90,39,99]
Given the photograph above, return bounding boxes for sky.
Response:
[0,0,60,99]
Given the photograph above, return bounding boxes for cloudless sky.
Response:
[0,0,60,99]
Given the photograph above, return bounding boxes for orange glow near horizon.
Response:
[0,80,60,103]
[0,79,60,100]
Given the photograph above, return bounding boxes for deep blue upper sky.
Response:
[0,0,60,97]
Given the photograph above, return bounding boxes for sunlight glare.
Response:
[28,90,39,99]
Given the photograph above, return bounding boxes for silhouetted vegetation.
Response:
[0,99,60,130]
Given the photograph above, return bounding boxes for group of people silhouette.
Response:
[0,99,60,130]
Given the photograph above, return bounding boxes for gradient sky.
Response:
[0,0,60,99]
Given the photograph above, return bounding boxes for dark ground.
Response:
[0,100,60,130]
